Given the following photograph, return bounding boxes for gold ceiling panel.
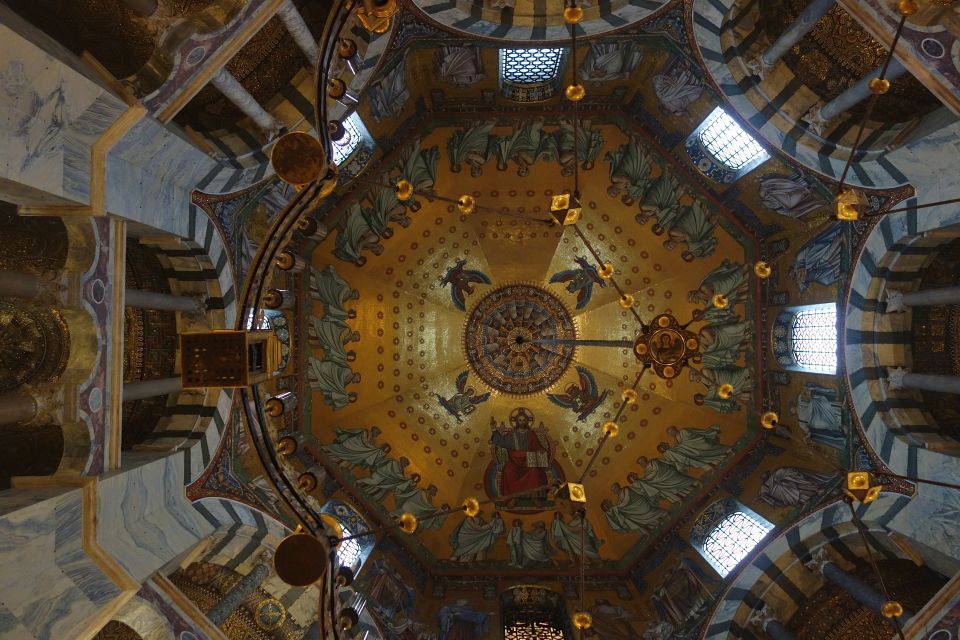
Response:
[305,121,758,571]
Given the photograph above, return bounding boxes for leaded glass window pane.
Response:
[331,112,367,166]
[791,305,838,374]
[504,622,566,640]
[697,107,769,171]
[703,511,772,577]
[500,49,564,84]
[336,526,363,571]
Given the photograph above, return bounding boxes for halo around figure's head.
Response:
[509,407,534,428]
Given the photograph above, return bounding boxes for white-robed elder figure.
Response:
[506,519,554,568]
[449,511,504,563]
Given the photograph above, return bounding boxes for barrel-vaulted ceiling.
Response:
[286,32,826,574]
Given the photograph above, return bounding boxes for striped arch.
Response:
[701,493,958,639]
[101,596,174,640]
[408,0,671,41]
[190,497,291,540]
[689,0,912,189]
[845,207,960,476]
[171,501,321,627]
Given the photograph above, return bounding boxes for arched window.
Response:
[499,49,566,102]
[330,111,371,166]
[685,107,770,183]
[500,49,564,84]
[336,525,363,570]
[690,499,773,577]
[772,304,838,374]
[321,500,375,576]
[501,586,573,640]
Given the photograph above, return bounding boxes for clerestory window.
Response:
[336,526,363,572]
[702,510,772,577]
[500,48,565,84]
[697,107,769,171]
[790,304,838,374]
[499,48,567,102]
[686,106,770,182]
[331,111,370,166]
[690,499,773,577]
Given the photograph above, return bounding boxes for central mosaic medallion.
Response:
[463,284,576,395]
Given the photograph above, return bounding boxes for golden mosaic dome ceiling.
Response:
[298,114,764,576]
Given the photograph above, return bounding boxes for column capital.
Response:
[887,367,910,391]
[804,101,829,136]
[885,289,908,313]
[746,56,775,81]
[804,546,830,574]
[747,604,779,630]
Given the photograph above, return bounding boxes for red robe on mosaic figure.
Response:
[491,408,552,500]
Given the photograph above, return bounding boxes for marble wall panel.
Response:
[97,453,216,583]
[0,15,125,206]
[105,118,221,239]
[0,489,121,640]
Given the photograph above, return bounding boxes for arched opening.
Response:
[908,238,960,441]
[784,559,946,639]
[122,240,179,449]
[498,48,567,102]
[93,620,144,640]
[773,303,839,374]
[690,499,773,577]
[500,585,572,640]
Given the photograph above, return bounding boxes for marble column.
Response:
[887,368,960,394]
[206,561,272,625]
[121,0,158,16]
[277,0,319,64]
[123,377,183,402]
[0,270,43,299]
[125,288,207,315]
[210,67,280,138]
[0,392,37,426]
[886,285,960,312]
[807,553,913,620]
[748,604,794,640]
[748,0,836,79]
[806,58,908,133]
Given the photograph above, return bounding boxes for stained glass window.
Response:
[331,111,369,166]
[322,501,375,575]
[697,107,769,171]
[500,586,572,640]
[500,49,565,84]
[791,305,838,374]
[702,511,772,577]
[336,525,363,572]
[504,622,566,640]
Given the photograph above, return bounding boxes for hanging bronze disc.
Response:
[273,532,330,586]
[271,132,326,186]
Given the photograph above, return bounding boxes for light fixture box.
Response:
[550,194,582,226]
